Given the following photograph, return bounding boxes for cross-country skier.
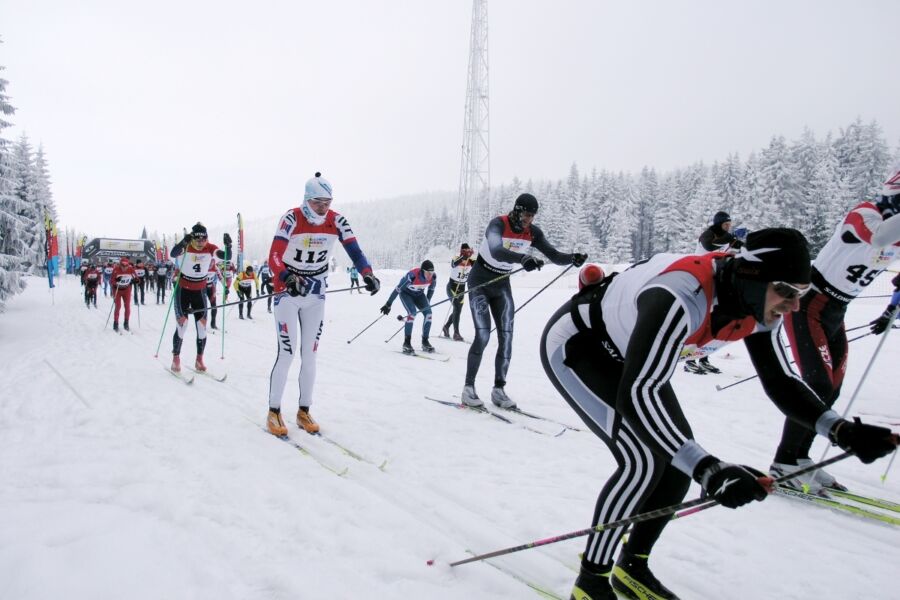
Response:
[869,272,900,334]
[82,261,101,308]
[110,257,136,332]
[133,259,147,305]
[770,167,900,494]
[462,193,586,409]
[205,263,220,329]
[102,259,114,297]
[539,228,897,600]
[258,262,275,312]
[146,261,156,293]
[266,172,380,437]
[441,243,475,341]
[155,260,169,304]
[685,211,744,375]
[234,265,259,319]
[169,223,231,373]
[381,260,438,354]
[348,266,361,293]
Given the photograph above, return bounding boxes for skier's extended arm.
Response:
[745,327,896,463]
[531,226,585,266]
[427,274,436,302]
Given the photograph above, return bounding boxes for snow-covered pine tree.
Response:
[0,54,27,309]
[603,173,637,263]
[757,136,803,229]
[805,138,847,253]
[10,133,43,269]
[636,166,659,259]
[735,152,762,230]
[715,153,742,215]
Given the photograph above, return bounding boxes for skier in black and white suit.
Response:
[539,228,897,600]
[461,193,586,409]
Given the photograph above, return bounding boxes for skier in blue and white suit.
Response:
[381,260,437,355]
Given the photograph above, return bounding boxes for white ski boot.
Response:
[461,385,483,408]
[491,386,516,409]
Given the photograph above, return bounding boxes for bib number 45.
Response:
[846,264,878,287]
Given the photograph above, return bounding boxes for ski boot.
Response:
[682,360,706,374]
[453,331,465,342]
[698,357,721,374]
[461,385,483,408]
[441,325,451,338]
[113,321,119,332]
[171,355,181,373]
[611,550,681,599]
[571,563,616,600]
[296,407,320,434]
[402,336,415,355]
[491,386,516,409]
[123,320,130,332]
[266,408,288,437]
[195,355,207,372]
[796,457,848,491]
[239,313,244,320]
[421,338,436,353]
[770,461,826,496]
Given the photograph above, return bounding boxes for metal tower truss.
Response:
[456,0,490,245]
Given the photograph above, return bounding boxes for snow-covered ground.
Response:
[1,266,898,600]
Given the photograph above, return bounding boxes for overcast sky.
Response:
[2,0,899,239]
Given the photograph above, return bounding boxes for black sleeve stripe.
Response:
[631,299,691,455]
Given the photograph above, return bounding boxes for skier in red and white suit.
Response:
[771,166,900,493]
[265,172,380,437]
[169,223,231,373]
[110,257,136,332]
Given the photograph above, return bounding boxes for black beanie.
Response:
[191,222,207,236]
[460,243,471,250]
[421,260,434,272]
[513,193,539,213]
[713,211,731,227]
[733,228,811,284]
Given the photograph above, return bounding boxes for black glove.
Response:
[521,256,544,272]
[380,304,391,315]
[869,307,896,335]
[571,253,588,267]
[830,417,897,464]
[180,233,192,247]
[223,233,232,246]
[363,274,381,295]
[283,273,308,297]
[694,457,770,509]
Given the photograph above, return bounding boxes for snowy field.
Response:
[1,266,898,600]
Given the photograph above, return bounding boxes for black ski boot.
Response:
[441,325,451,338]
[421,338,435,353]
[570,563,616,600]
[113,321,119,332]
[123,320,130,332]
[682,360,706,375]
[611,550,680,599]
[402,336,415,355]
[698,357,721,374]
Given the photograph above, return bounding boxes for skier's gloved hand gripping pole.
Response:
[715,330,874,392]
[379,266,530,343]
[438,444,899,568]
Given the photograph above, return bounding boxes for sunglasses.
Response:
[772,281,811,301]
[192,234,208,241]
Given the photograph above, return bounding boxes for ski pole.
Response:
[442,451,855,568]
[134,285,141,329]
[491,264,574,333]
[424,266,526,313]
[183,286,358,314]
[715,331,874,392]
[346,313,386,344]
[105,287,118,329]
[819,305,900,463]
[154,252,187,358]
[881,448,898,484]
[385,315,407,343]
